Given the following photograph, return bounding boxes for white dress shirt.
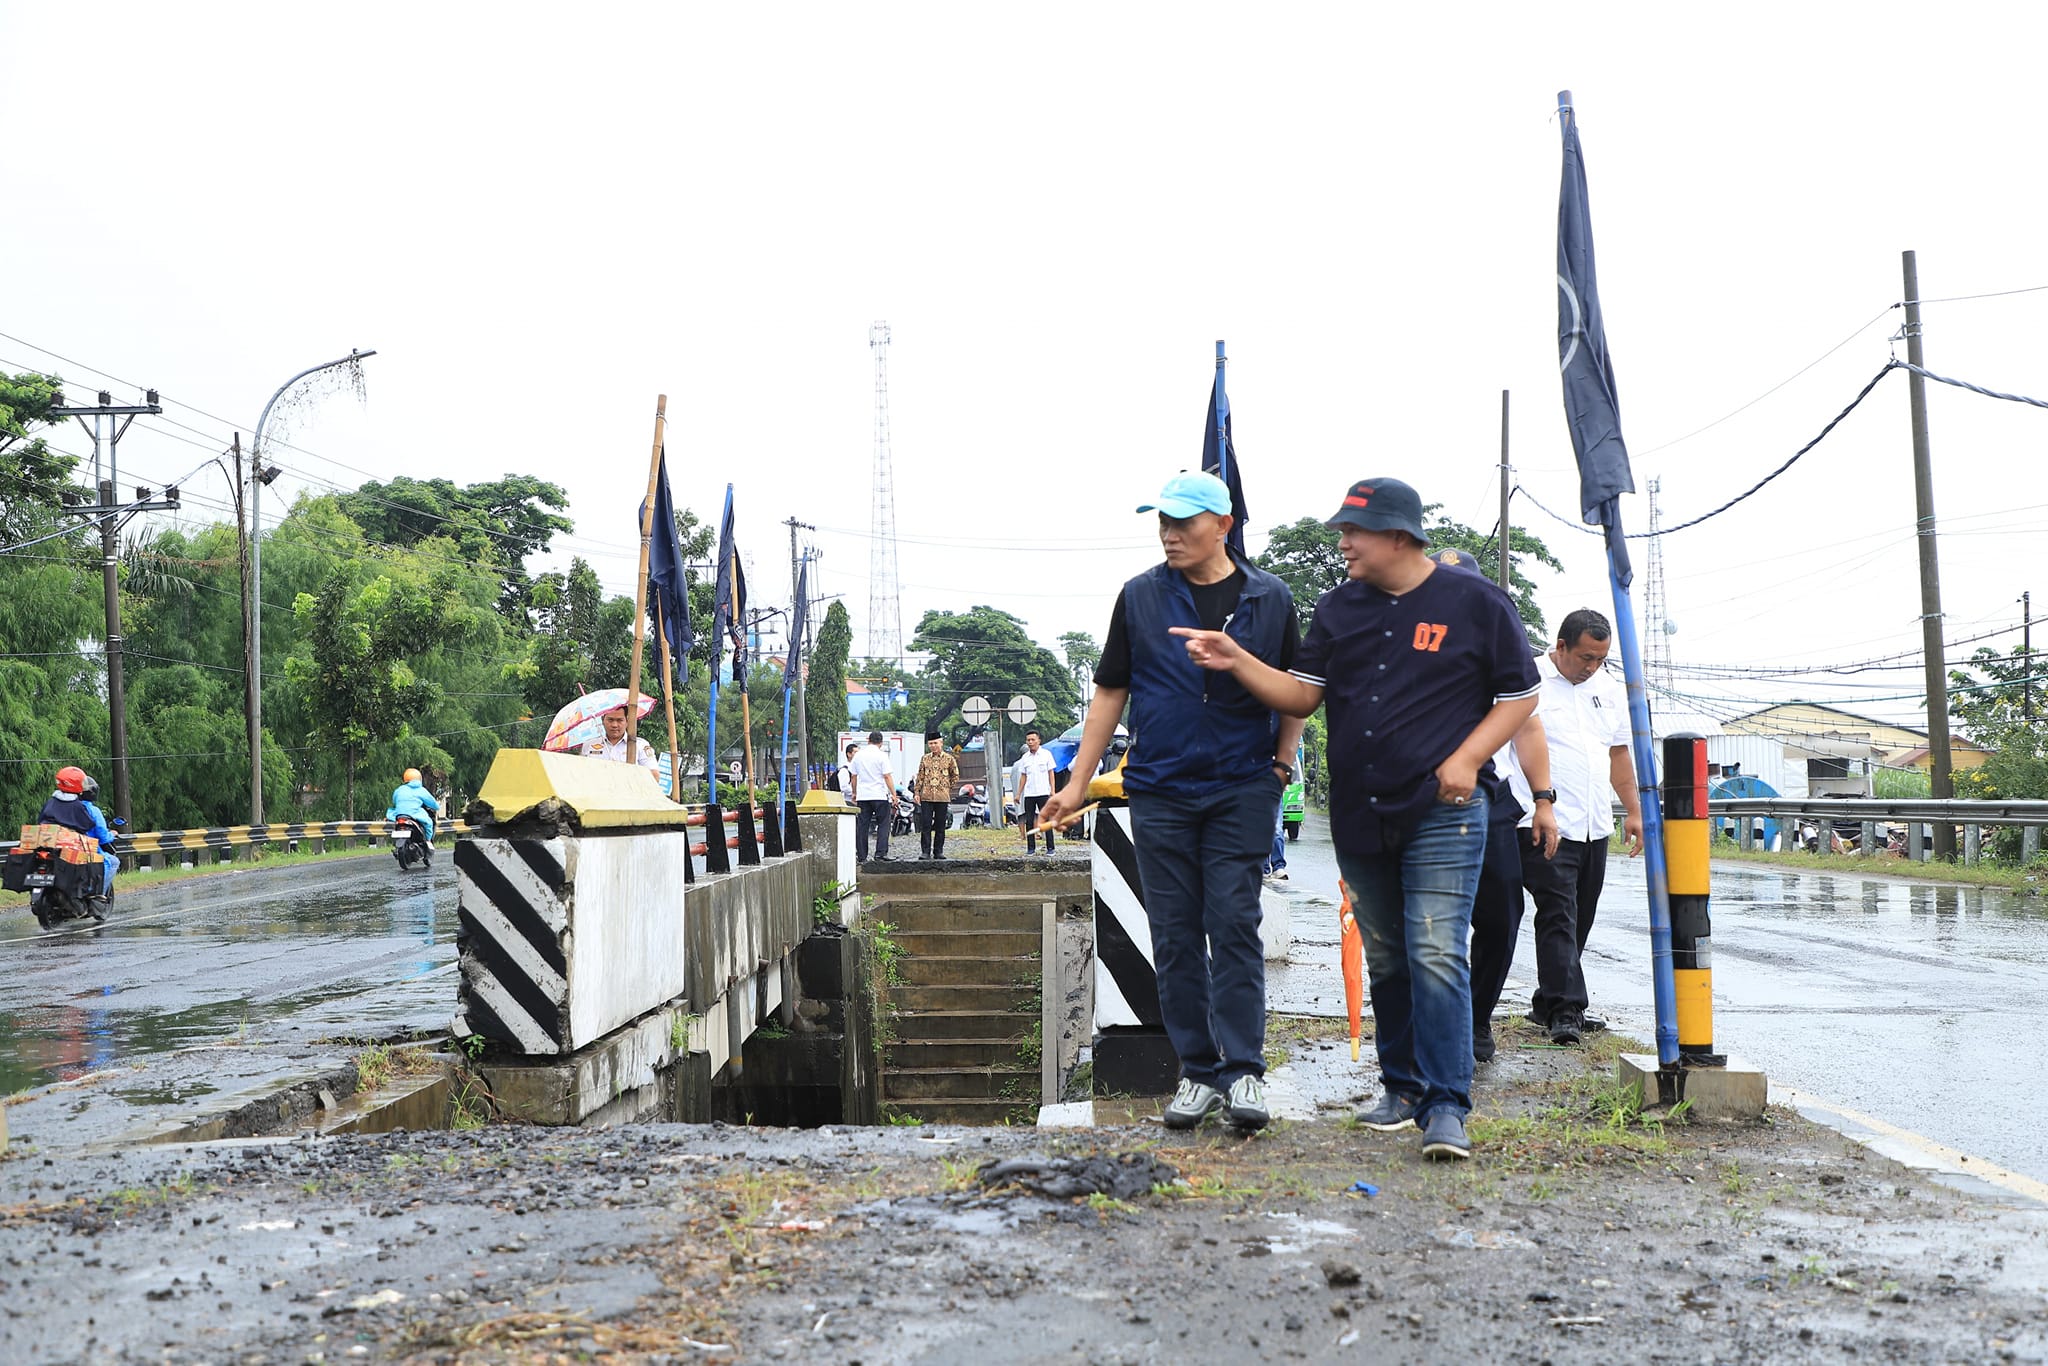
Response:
[1013,748,1057,798]
[851,744,894,802]
[1514,652,1629,842]
[582,734,658,769]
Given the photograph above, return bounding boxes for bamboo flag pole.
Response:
[656,599,683,802]
[626,396,669,754]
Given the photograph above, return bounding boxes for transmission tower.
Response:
[866,321,903,662]
[1643,476,1675,698]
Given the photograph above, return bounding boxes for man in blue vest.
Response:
[1038,470,1301,1132]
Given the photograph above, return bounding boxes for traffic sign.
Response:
[962,695,991,725]
[1007,695,1037,725]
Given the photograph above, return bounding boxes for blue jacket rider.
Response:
[387,769,440,841]
[39,765,118,897]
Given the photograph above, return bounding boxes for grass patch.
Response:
[353,1043,444,1096]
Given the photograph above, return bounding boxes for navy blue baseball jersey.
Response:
[1291,564,1540,857]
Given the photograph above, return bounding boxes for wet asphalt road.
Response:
[1269,811,2048,1185]
[0,854,455,1141]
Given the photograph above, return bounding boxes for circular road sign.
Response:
[1007,695,1037,725]
[962,695,991,725]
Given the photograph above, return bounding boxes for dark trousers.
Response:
[1127,774,1280,1090]
[1521,836,1609,1023]
[918,801,949,858]
[1022,794,1053,851]
[856,800,891,861]
[1467,805,1529,1034]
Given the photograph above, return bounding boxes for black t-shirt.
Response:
[1094,568,1297,688]
[1291,564,1539,856]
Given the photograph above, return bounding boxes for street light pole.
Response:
[247,349,375,826]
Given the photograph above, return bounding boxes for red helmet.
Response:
[55,766,88,794]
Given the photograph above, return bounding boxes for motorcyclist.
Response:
[386,768,441,843]
[38,766,118,900]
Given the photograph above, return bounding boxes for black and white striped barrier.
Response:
[452,829,693,1056]
[1090,803,1180,1096]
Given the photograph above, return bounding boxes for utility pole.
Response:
[785,517,815,786]
[1901,251,1955,860]
[2024,590,2034,723]
[232,433,262,826]
[1496,389,1511,589]
[49,388,172,829]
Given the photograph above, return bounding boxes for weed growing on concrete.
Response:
[936,1156,977,1191]
[813,880,853,926]
[1722,1160,1750,1195]
[1016,1019,1042,1068]
[355,1045,393,1093]
[756,1021,791,1040]
[449,1074,491,1131]
[878,1106,922,1126]
[1085,1191,1139,1217]
[865,920,907,986]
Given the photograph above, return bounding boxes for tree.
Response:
[1254,510,1561,646]
[1949,645,2048,807]
[336,474,573,623]
[285,567,443,817]
[0,370,73,542]
[805,601,852,762]
[908,607,1078,759]
[1058,630,1101,692]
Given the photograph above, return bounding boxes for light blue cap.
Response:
[1137,470,1233,519]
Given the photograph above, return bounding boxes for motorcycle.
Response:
[390,814,433,871]
[4,826,111,930]
[891,786,918,839]
[958,784,991,829]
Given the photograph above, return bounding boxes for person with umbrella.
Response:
[541,688,662,771]
[583,705,658,769]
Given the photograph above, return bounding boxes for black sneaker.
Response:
[1354,1091,1421,1131]
[1582,1014,1608,1034]
[1548,1011,1584,1046]
[1523,1008,1546,1027]
[1473,1025,1497,1063]
[1420,1108,1472,1161]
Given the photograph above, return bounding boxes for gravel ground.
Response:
[6,1017,2048,1364]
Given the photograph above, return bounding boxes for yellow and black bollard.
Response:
[1662,734,1726,1067]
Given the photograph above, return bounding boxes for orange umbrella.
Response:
[1339,882,1363,1062]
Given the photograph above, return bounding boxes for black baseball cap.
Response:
[1325,477,1430,544]
[1431,547,1485,574]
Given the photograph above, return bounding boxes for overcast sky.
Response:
[8,3,2046,732]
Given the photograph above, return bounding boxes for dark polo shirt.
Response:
[1291,564,1539,858]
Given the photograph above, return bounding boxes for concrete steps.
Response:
[876,893,1047,1124]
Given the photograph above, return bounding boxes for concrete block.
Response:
[1617,1053,1768,1121]
[1094,1027,1179,1098]
[480,1006,690,1126]
[1258,885,1292,960]
[1037,1101,1096,1128]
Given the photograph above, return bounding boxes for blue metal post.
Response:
[1605,527,1679,1066]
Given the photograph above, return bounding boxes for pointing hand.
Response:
[1168,627,1242,671]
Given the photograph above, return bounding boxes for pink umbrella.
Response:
[542,688,659,753]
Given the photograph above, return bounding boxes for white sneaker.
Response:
[1162,1079,1223,1130]
[1225,1075,1270,1130]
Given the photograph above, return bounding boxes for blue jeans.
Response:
[1127,773,1280,1089]
[100,851,117,896]
[1266,802,1287,873]
[1336,792,1489,1122]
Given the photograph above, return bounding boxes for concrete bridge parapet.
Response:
[451,751,864,1126]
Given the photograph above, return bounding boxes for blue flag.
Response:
[1557,97,1635,586]
[643,448,695,664]
[1200,343,1248,558]
[712,484,748,685]
[783,556,809,687]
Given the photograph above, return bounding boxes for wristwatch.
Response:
[1530,788,1558,804]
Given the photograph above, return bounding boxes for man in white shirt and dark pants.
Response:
[850,731,897,862]
[1012,729,1059,853]
[1521,608,1643,1045]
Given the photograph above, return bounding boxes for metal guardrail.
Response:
[1712,797,2048,826]
[3,818,474,862]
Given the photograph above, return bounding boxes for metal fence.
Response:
[1709,797,2048,866]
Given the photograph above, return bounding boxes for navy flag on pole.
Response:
[643,448,695,664]
[1200,343,1248,559]
[1557,94,1636,586]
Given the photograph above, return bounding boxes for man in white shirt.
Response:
[834,742,860,801]
[1012,729,1060,853]
[1519,609,1643,1045]
[850,731,897,861]
[581,706,658,769]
